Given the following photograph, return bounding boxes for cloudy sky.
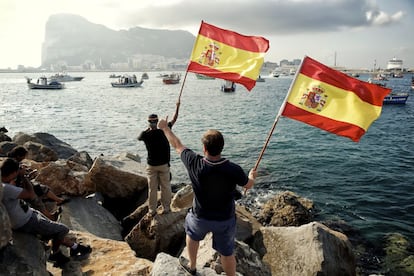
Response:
[1,0,413,69]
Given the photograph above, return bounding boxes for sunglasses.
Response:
[148,120,158,123]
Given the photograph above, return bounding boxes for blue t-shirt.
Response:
[181,148,248,220]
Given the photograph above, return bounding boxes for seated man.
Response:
[7,145,68,221]
[1,158,92,267]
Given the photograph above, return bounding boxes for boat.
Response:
[368,78,408,104]
[221,80,236,92]
[109,74,122,78]
[141,72,149,80]
[195,73,215,80]
[25,76,64,90]
[256,75,265,82]
[50,72,84,82]
[111,74,143,87]
[162,73,181,84]
[383,93,409,104]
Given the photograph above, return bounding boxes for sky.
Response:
[1,0,413,70]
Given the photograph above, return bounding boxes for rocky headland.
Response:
[0,131,413,275]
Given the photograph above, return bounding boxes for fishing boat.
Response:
[368,78,408,105]
[50,72,84,82]
[25,76,64,90]
[383,93,409,104]
[111,75,143,87]
[221,80,236,92]
[195,73,215,80]
[162,73,181,84]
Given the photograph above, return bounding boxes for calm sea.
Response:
[1,71,413,246]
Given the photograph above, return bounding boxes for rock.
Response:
[258,190,314,226]
[382,233,414,275]
[67,151,94,169]
[13,132,78,159]
[180,233,271,275]
[0,232,49,275]
[171,184,193,209]
[48,231,153,276]
[23,141,59,162]
[0,141,18,157]
[34,160,92,196]
[254,222,356,276]
[0,133,12,142]
[125,209,188,260]
[152,252,219,275]
[59,196,123,241]
[85,156,147,198]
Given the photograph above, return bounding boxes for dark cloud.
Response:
[119,0,403,35]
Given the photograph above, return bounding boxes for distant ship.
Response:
[387,57,403,70]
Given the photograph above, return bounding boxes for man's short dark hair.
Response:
[8,146,28,160]
[201,129,224,156]
[1,158,20,178]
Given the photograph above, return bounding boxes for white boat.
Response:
[111,74,143,87]
[25,76,64,90]
[50,72,84,82]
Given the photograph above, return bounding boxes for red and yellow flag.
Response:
[187,21,269,91]
[281,56,391,142]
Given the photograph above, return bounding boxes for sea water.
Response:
[1,72,413,247]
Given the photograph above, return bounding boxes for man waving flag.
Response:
[187,21,269,91]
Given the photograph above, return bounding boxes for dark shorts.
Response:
[184,209,236,256]
[17,210,69,241]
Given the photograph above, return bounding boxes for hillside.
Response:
[41,14,195,68]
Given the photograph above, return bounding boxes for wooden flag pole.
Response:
[253,57,306,171]
[177,70,189,104]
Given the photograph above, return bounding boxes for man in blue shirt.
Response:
[158,117,256,276]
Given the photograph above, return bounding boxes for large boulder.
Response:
[253,222,356,276]
[48,231,153,276]
[125,209,187,260]
[258,190,314,226]
[34,160,92,196]
[13,132,78,159]
[59,196,123,241]
[0,232,49,275]
[85,155,147,199]
[180,233,271,275]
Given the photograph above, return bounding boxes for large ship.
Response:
[387,57,403,70]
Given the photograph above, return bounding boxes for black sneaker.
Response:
[49,251,70,267]
[70,244,92,259]
[179,256,196,275]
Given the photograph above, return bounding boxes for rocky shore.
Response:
[0,131,413,275]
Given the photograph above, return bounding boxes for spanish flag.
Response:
[281,56,391,142]
[187,21,269,91]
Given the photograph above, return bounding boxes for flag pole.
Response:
[175,20,204,106]
[253,56,307,171]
